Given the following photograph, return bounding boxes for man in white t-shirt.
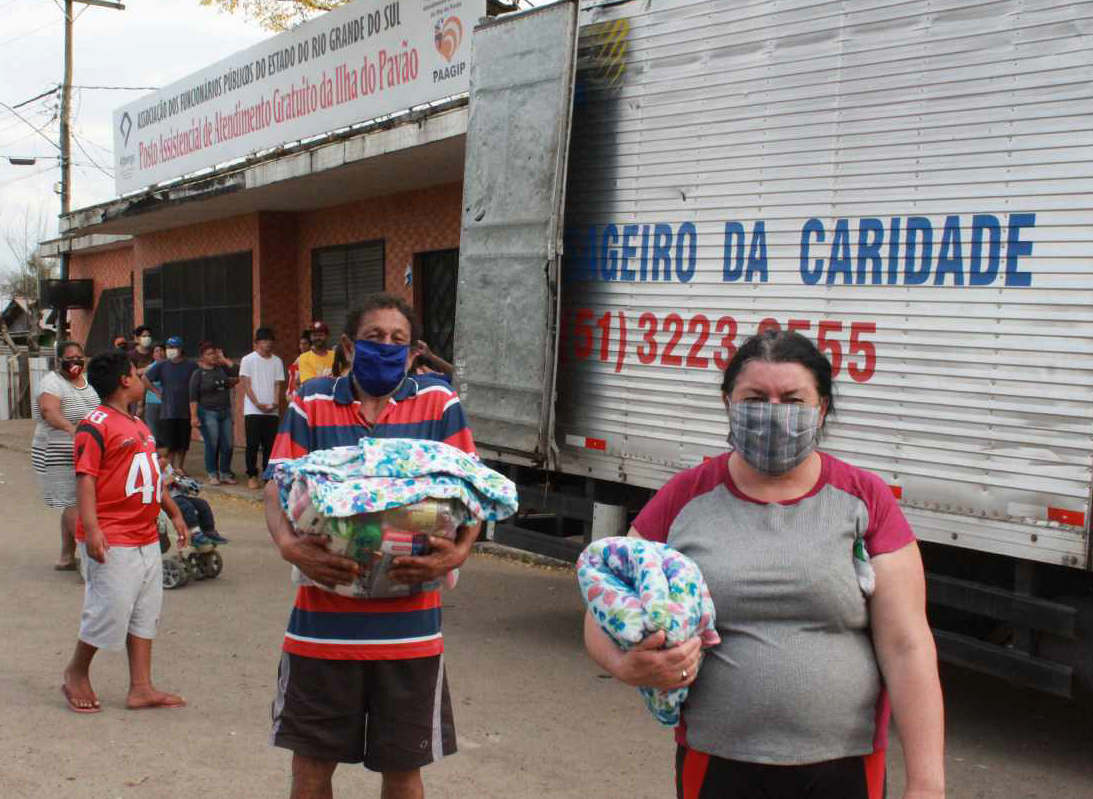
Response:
[238,327,286,489]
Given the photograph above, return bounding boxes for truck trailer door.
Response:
[453,0,579,464]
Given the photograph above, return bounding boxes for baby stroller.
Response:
[158,473,225,589]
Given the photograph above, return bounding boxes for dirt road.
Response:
[0,430,1090,798]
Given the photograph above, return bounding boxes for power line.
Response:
[75,130,111,155]
[0,107,57,138]
[10,86,60,110]
[0,19,60,48]
[0,127,53,151]
[0,164,57,189]
[0,103,59,152]
[72,132,113,177]
[0,154,106,166]
[0,0,30,14]
[71,84,160,91]
[0,113,47,140]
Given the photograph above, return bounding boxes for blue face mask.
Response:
[352,339,409,397]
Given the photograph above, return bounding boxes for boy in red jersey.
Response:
[61,351,190,713]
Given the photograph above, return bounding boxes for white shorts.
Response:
[76,541,163,651]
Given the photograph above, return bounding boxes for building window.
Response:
[311,241,384,332]
[142,252,253,358]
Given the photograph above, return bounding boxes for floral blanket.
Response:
[270,438,518,522]
[577,536,721,726]
[270,438,518,598]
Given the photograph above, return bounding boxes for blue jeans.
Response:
[197,407,234,477]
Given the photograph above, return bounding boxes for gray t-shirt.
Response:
[633,451,915,765]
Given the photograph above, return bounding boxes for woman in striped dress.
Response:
[31,341,99,570]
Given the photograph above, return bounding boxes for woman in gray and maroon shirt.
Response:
[584,329,944,799]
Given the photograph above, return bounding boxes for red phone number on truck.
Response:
[564,310,878,383]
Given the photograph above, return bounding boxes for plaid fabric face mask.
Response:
[727,401,821,475]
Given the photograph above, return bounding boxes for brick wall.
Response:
[256,212,301,367]
[65,180,464,453]
[295,181,463,335]
[67,246,135,346]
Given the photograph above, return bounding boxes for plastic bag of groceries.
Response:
[288,480,469,598]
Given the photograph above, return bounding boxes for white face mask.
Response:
[166,348,180,360]
[139,335,152,348]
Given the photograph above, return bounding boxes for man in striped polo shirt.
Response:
[263,293,479,799]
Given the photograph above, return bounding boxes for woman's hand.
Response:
[617,631,703,691]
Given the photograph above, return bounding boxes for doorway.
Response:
[416,249,459,363]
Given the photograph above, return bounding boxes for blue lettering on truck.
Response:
[566,222,699,282]
[800,214,1035,287]
[565,214,1035,287]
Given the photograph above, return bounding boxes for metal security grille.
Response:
[85,287,133,356]
[143,252,253,358]
[311,241,385,334]
[418,249,459,362]
[142,268,162,345]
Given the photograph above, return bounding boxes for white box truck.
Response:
[454,0,1093,697]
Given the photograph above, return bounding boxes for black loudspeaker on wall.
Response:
[40,279,94,309]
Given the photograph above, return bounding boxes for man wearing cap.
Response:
[296,321,335,385]
[239,327,286,490]
[143,337,198,471]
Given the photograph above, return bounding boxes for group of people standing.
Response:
[33,291,943,799]
[122,326,287,489]
[32,318,458,571]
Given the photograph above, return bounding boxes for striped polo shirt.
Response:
[266,373,475,660]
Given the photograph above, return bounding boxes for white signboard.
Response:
[112,0,484,194]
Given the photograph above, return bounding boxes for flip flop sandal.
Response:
[54,560,79,571]
[61,685,101,714]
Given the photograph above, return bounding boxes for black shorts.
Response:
[676,745,886,799]
[271,652,456,773]
[156,418,191,453]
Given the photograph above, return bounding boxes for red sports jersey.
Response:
[73,405,163,547]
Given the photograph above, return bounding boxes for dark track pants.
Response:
[244,414,279,478]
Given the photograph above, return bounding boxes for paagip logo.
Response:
[434,17,463,62]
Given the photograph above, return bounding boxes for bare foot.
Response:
[126,685,186,710]
[62,669,101,713]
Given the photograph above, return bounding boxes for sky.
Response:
[0,0,272,258]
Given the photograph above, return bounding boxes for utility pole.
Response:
[60,0,73,220]
[56,0,125,339]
